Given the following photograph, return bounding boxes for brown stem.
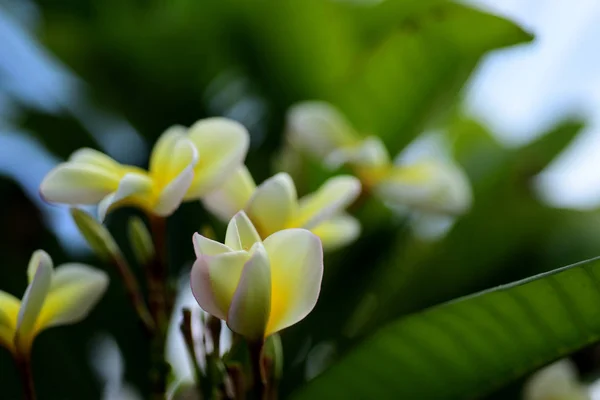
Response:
[113,255,155,333]
[16,355,36,400]
[249,341,266,400]
[179,309,205,396]
[147,215,170,400]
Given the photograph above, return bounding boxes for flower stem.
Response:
[16,355,36,400]
[147,215,170,400]
[113,255,155,333]
[249,340,266,400]
[179,308,205,396]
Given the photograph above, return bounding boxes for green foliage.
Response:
[293,256,600,399]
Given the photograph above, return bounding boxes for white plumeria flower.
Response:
[0,250,109,357]
[191,212,323,340]
[524,360,590,400]
[286,101,360,159]
[203,167,361,250]
[375,152,472,216]
[40,118,249,220]
[286,101,472,216]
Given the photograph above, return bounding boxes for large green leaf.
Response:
[293,256,600,399]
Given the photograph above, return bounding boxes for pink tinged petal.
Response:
[34,263,109,332]
[40,163,121,204]
[97,173,154,221]
[190,257,226,320]
[192,232,231,257]
[310,213,361,251]
[16,251,54,347]
[225,211,262,251]
[227,244,271,340]
[246,173,297,237]
[202,166,257,221]
[294,176,361,229]
[186,118,250,199]
[263,229,323,336]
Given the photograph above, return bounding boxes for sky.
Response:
[464,0,600,210]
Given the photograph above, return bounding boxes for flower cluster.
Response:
[13,106,473,398]
[41,118,249,220]
[286,101,472,216]
[203,166,361,250]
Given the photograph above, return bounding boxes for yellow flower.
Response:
[0,250,108,357]
[190,212,323,340]
[286,101,472,216]
[203,167,362,250]
[40,118,249,219]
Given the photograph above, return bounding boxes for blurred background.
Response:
[1,0,600,398]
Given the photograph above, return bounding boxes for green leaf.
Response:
[335,1,533,155]
[293,256,600,399]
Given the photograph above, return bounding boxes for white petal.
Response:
[149,126,188,176]
[98,173,154,221]
[190,257,226,320]
[225,211,262,251]
[263,229,323,336]
[16,251,53,345]
[325,136,390,169]
[69,148,124,175]
[227,244,271,340]
[310,213,361,251]
[246,173,297,237]
[202,166,256,221]
[27,249,53,283]
[294,176,361,229]
[40,163,121,204]
[191,252,249,320]
[153,160,195,216]
[375,160,472,215]
[286,101,359,159]
[186,118,250,199]
[192,232,231,257]
[34,263,109,331]
[524,360,588,400]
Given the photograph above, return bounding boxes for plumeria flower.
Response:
[0,250,109,357]
[203,167,361,250]
[286,101,361,159]
[329,136,472,215]
[40,118,249,220]
[524,359,590,400]
[286,101,472,216]
[190,212,323,340]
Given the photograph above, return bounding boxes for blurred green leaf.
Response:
[336,0,533,155]
[365,118,585,328]
[293,256,600,399]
